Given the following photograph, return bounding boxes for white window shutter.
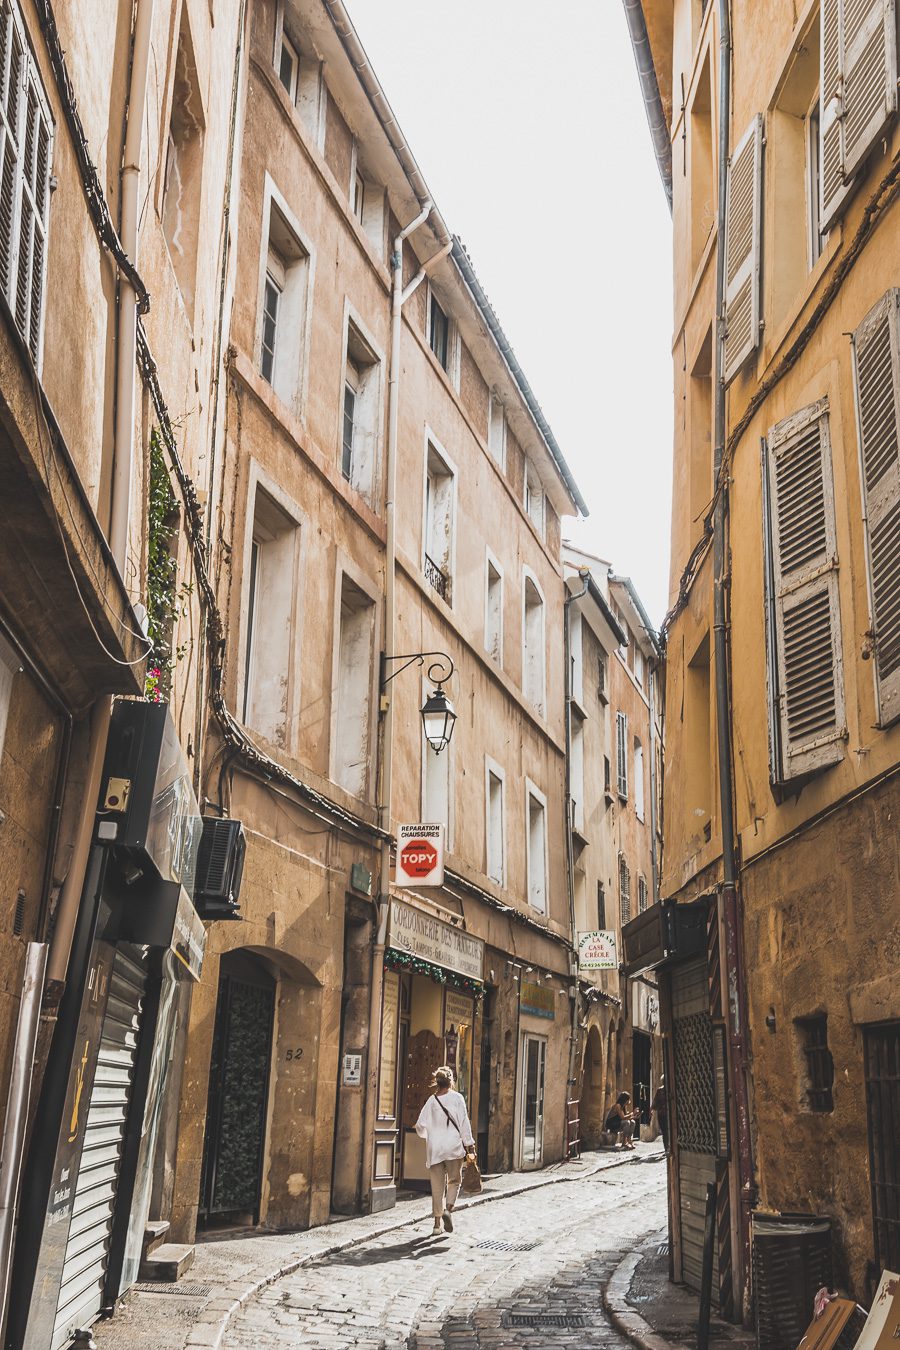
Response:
[821,0,851,230]
[723,115,763,385]
[841,0,897,181]
[852,290,900,726]
[767,401,846,778]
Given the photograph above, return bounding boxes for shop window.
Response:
[340,319,381,503]
[258,186,311,415]
[162,7,205,317]
[795,1015,834,1113]
[525,783,547,914]
[523,574,546,713]
[242,485,302,746]
[332,575,376,798]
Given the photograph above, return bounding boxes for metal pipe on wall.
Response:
[712,0,755,1317]
[562,574,589,1156]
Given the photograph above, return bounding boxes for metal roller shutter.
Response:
[671,956,719,1298]
[52,946,147,1349]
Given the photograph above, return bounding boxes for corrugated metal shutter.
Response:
[52,947,147,1349]
[852,290,900,727]
[672,957,719,1299]
[767,400,846,778]
[723,116,763,384]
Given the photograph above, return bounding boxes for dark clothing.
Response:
[651,1087,669,1149]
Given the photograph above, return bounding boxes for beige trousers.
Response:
[428,1156,462,1218]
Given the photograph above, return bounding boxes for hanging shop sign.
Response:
[395,823,445,887]
[578,930,618,971]
[387,896,483,981]
[520,981,555,1019]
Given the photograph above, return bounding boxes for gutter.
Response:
[621,0,673,211]
[452,238,589,517]
[573,572,627,648]
[609,573,661,657]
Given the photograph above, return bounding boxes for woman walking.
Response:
[415,1066,476,1236]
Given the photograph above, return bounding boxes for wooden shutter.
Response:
[842,0,897,180]
[723,116,763,384]
[821,0,850,229]
[852,290,900,725]
[616,711,628,797]
[767,400,846,778]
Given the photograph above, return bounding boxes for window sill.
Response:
[569,694,588,721]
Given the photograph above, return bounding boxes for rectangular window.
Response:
[634,738,645,822]
[278,31,298,98]
[333,576,376,798]
[597,881,606,930]
[525,462,545,537]
[341,374,357,480]
[258,192,311,413]
[619,855,631,925]
[569,612,584,704]
[485,556,503,663]
[598,655,608,704]
[340,320,381,501]
[162,8,205,317]
[488,394,506,469]
[795,1015,834,1112]
[638,876,648,913]
[571,715,585,834]
[604,755,612,800]
[486,764,505,886]
[424,442,454,604]
[0,632,18,766]
[526,786,547,914]
[523,575,546,713]
[0,0,52,367]
[616,712,628,799]
[633,646,644,688]
[352,169,365,224]
[242,486,301,745]
[807,96,823,268]
[429,291,450,370]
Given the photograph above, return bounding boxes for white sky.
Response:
[349,0,674,625]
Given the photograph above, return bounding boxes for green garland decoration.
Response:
[384,947,483,1000]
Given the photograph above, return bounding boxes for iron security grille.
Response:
[673,1011,717,1154]
[865,1022,900,1273]
[798,1016,834,1112]
[424,553,451,603]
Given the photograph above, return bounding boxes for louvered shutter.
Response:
[723,116,763,385]
[841,0,897,180]
[821,0,851,229]
[767,401,846,778]
[852,290,900,726]
[616,711,628,798]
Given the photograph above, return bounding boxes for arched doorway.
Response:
[581,1026,605,1148]
[199,949,276,1228]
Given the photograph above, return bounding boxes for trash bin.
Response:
[752,1212,832,1350]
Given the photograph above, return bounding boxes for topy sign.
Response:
[395,822,445,887]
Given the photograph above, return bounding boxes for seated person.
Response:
[605,1091,638,1150]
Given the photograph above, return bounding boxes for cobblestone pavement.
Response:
[222,1155,668,1349]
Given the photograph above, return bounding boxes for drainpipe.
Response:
[712,0,754,1316]
[621,0,673,210]
[47,0,154,984]
[361,202,450,1208]
[647,658,661,904]
[562,573,589,1156]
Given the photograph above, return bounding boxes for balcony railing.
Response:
[424,553,452,604]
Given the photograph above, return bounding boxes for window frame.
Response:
[330,562,380,800]
[485,756,506,888]
[256,176,315,416]
[522,568,547,715]
[525,778,549,915]
[422,431,457,606]
[616,711,629,800]
[484,549,504,665]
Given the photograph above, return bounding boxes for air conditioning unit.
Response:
[194,817,245,920]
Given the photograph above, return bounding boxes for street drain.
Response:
[657,1241,670,1257]
[475,1239,538,1252]
[504,1313,587,1328]
[133,1282,213,1297]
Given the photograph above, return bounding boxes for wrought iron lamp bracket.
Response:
[380,650,454,691]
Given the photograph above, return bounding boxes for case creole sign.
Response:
[578,929,618,971]
[395,822,445,887]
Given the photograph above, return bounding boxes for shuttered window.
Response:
[821,0,897,229]
[0,0,52,367]
[616,710,628,799]
[619,854,631,925]
[765,400,846,779]
[723,116,762,384]
[852,290,900,726]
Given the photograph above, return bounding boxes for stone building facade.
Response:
[627,0,900,1318]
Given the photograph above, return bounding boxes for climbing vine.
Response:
[145,428,189,700]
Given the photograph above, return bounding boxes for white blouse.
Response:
[415,1089,475,1168]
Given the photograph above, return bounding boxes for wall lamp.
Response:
[381,650,457,755]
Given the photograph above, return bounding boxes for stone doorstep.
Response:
[139,1244,196,1283]
[167,1150,658,1350]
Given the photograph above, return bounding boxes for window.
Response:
[597,881,606,930]
[604,755,613,802]
[0,632,18,766]
[278,31,298,99]
[569,612,584,704]
[795,1015,834,1112]
[616,712,628,799]
[340,318,381,502]
[638,876,649,913]
[424,441,454,603]
[352,169,365,224]
[688,53,714,276]
[723,115,763,383]
[162,8,205,317]
[852,291,900,727]
[523,575,546,713]
[618,854,631,925]
[685,631,713,825]
[763,400,845,780]
[807,96,823,268]
[485,555,503,663]
[242,485,302,746]
[258,188,311,413]
[486,762,505,886]
[633,646,644,688]
[488,394,506,469]
[424,737,452,844]
[0,0,51,366]
[525,462,545,537]
[429,290,450,371]
[634,738,645,822]
[598,655,608,704]
[689,330,713,545]
[571,715,585,834]
[526,784,547,914]
[333,576,376,797]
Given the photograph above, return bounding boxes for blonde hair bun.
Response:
[433,1065,454,1088]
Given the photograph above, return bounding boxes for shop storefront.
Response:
[372,895,484,1199]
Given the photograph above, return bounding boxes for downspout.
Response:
[621,0,673,210]
[647,658,661,904]
[361,203,450,1208]
[46,0,154,987]
[712,0,754,1317]
[563,573,589,1157]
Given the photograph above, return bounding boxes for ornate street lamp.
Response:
[381,651,457,754]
